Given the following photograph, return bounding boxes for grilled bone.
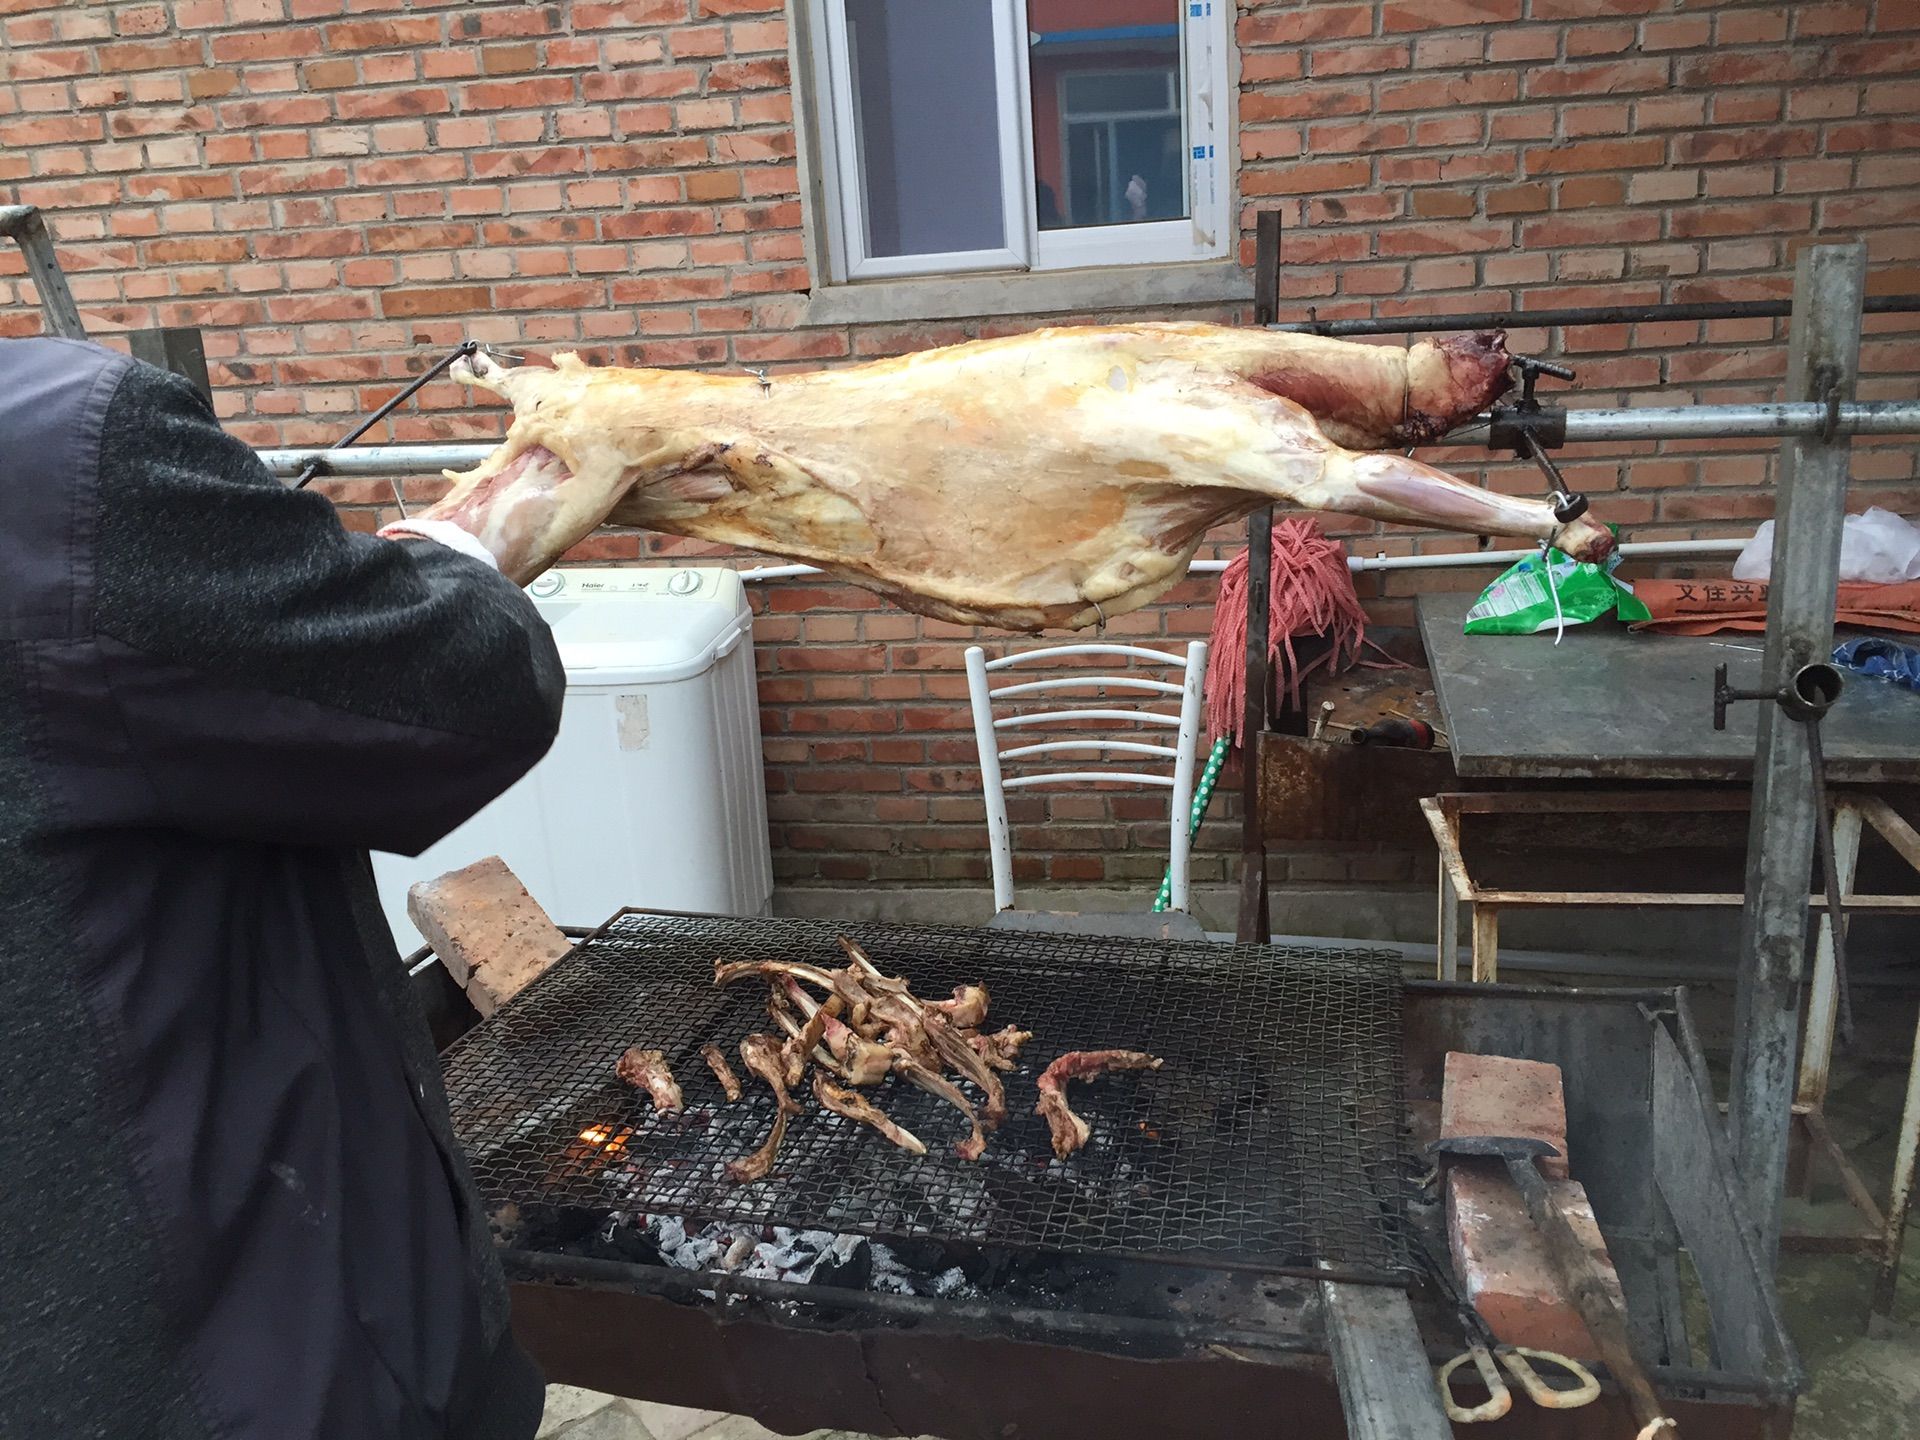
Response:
[891,1052,989,1162]
[425,327,1612,625]
[1035,1050,1165,1160]
[929,984,990,1030]
[813,1072,926,1156]
[699,1042,743,1102]
[615,1047,684,1113]
[738,1033,802,1118]
[836,939,1007,1127]
[778,976,890,1085]
[968,1025,1034,1073]
[714,957,839,993]
[726,1084,791,1185]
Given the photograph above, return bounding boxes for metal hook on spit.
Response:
[291,339,488,511]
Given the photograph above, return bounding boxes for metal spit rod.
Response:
[251,398,1920,482]
[1270,292,1920,337]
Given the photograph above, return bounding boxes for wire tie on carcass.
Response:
[748,366,772,394]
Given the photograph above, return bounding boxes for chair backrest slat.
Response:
[992,707,1182,730]
[998,740,1180,761]
[1002,771,1176,790]
[990,675,1187,699]
[982,643,1190,671]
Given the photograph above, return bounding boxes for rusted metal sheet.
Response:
[1256,730,1455,846]
[509,1272,1791,1440]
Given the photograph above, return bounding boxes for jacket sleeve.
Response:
[83,360,565,856]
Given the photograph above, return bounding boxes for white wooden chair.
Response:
[964,640,1209,940]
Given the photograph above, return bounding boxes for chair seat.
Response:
[985,908,1211,943]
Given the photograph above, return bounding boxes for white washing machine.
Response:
[372,566,774,951]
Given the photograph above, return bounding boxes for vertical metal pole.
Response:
[1235,505,1273,944]
[1235,210,1283,945]
[129,327,214,406]
[1727,242,1866,1260]
[0,205,87,340]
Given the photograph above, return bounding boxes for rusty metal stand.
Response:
[1791,797,1920,1316]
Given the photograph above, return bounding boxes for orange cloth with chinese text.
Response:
[1628,579,1920,636]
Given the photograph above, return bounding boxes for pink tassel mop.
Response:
[1205,517,1389,747]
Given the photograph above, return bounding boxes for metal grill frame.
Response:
[443,908,1416,1285]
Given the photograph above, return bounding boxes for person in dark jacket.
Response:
[0,336,564,1439]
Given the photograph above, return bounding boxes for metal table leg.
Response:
[1436,868,1460,982]
[1875,1010,1920,1315]
[1321,1279,1451,1439]
[1797,799,1864,1113]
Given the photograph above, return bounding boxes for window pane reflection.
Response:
[847,0,1005,258]
[1028,0,1187,230]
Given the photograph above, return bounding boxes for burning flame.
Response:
[577,1124,628,1155]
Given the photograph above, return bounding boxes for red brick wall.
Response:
[3,0,1917,917]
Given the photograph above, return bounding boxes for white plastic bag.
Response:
[1731,507,1920,584]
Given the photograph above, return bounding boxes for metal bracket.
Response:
[1487,357,1588,524]
[1711,660,1843,733]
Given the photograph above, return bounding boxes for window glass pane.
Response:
[845,0,1006,259]
[1029,0,1186,231]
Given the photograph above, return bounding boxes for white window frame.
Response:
[808,0,1230,284]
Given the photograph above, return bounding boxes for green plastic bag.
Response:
[1463,537,1649,636]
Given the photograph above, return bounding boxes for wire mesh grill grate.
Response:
[443,911,1414,1282]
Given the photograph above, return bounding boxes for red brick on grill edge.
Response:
[407,855,571,1017]
[1439,1051,1571,1179]
[1445,1166,1625,1363]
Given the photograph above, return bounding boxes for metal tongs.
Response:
[1414,1227,1600,1424]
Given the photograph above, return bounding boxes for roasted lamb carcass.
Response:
[419,325,1612,630]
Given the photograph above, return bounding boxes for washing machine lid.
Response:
[529,568,752,685]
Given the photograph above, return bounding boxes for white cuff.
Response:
[378,518,499,570]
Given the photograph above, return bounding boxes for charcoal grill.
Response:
[441,909,1415,1284]
[428,919,1802,1439]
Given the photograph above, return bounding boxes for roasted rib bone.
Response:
[1034,1050,1164,1160]
[738,1033,802,1118]
[699,1042,743,1103]
[615,1047,684,1113]
[837,938,1007,1127]
[812,1072,926,1157]
[422,327,1612,626]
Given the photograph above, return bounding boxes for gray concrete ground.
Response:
[533,976,1920,1440]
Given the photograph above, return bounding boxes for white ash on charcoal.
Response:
[625,1214,983,1298]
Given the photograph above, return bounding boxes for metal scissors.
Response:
[1416,1230,1601,1423]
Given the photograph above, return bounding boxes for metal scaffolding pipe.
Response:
[253,399,1920,482]
[1728,243,1867,1263]
[1271,293,1920,337]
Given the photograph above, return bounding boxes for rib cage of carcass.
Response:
[421,323,1612,631]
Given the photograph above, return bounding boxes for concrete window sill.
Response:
[796,259,1254,328]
